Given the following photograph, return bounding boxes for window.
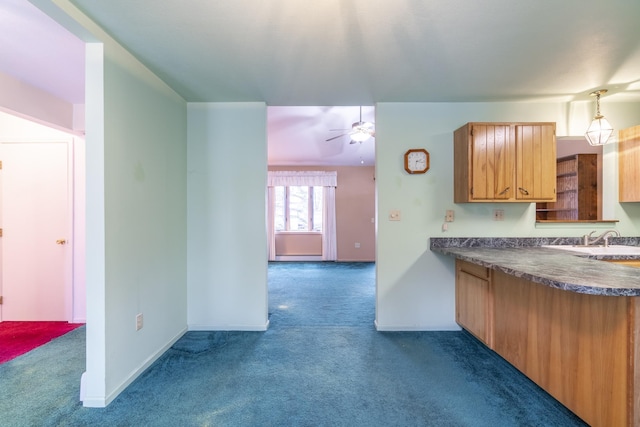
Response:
[267,170,337,261]
[274,186,323,232]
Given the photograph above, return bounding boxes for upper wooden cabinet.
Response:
[619,125,640,202]
[454,122,557,203]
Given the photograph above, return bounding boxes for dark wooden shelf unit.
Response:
[536,153,598,221]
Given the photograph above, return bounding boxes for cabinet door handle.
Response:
[518,187,530,195]
[498,187,510,195]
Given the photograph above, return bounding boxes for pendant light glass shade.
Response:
[585,89,614,146]
[585,115,614,146]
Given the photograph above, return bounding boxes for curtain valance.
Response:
[267,171,337,187]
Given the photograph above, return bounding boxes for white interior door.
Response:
[0,142,70,321]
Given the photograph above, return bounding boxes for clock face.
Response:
[404,149,430,174]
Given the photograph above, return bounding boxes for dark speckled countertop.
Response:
[430,237,640,296]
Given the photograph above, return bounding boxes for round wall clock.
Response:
[404,148,430,174]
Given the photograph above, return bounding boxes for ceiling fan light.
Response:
[350,121,374,142]
[585,116,614,146]
[326,107,375,144]
[361,121,374,130]
[350,131,371,142]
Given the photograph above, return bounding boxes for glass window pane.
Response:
[274,186,285,231]
[289,186,309,231]
[313,187,323,231]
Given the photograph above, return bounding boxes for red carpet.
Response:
[0,321,83,364]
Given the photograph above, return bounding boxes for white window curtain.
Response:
[267,186,276,261]
[322,186,337,260]
[267,171,337,261]
[267,171,338,187]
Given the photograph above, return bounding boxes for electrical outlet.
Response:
[136,313,144,331]
[493,209,505,221]
[389,210,401,221]
[445,210,455,222]
[355,242,361,248]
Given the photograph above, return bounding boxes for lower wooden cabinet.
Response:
[491,270,633,427]
[455,260,493,346]
[455,259,640,427]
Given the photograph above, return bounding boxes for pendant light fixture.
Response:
[585,89,614,146]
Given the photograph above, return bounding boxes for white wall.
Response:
[187,102,268,330]
[101,44,188,404]
[374,101,640,331]
[0,71,75,131]
[63,11,189,408]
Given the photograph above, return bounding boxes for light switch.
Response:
[389,210,401,221]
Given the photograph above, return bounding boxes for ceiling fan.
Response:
[326,107,375,144]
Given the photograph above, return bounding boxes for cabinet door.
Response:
[470,124,513,200]
[456,262,492,345]
[619,125,640,202]
[515,124,556,201]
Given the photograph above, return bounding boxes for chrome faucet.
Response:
[583,229,621,247]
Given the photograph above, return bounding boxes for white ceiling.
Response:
[268,105,375,166]
[3,0,640,166]
[67,0,640,105]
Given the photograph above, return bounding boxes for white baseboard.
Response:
[81,327,188,408]
[188,319,269,331]
[374,320,461,332]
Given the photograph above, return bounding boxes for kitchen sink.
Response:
[541,245,640,255]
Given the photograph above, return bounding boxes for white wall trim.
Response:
[188,320,269,332]
[374,320,461,332]
[81,327,187,408]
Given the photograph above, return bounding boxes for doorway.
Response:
[0,141,72,321]
[265,106,377,327]
[266,106,376,263]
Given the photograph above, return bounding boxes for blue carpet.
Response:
[268,261,376,327]
[0,262,587,426]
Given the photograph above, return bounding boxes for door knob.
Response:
[56,239,67,245]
